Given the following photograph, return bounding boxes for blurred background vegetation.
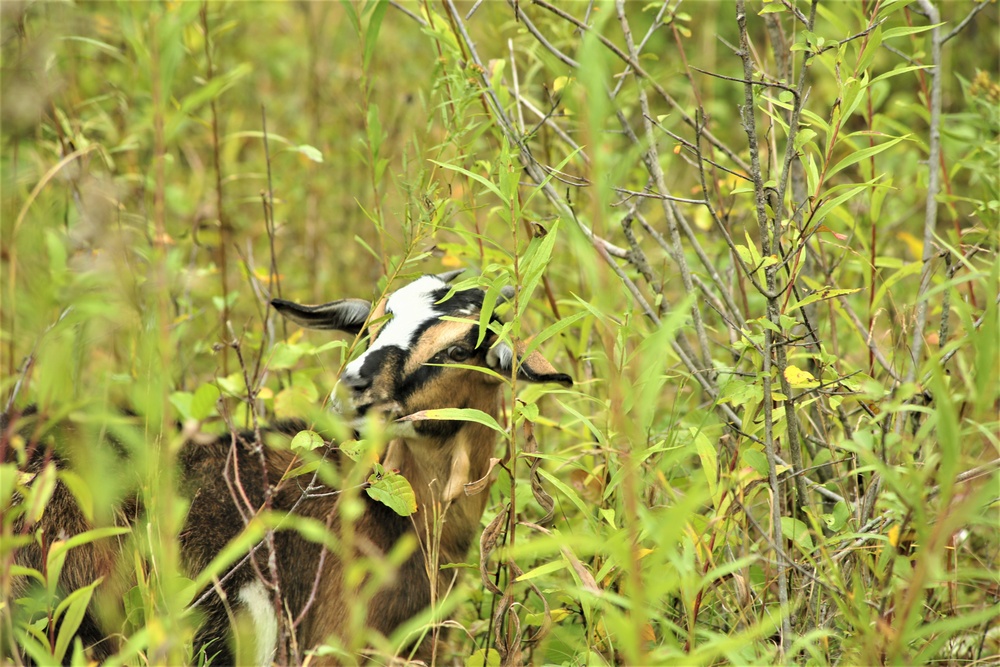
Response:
[2,0,998,665]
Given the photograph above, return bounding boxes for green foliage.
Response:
[2,0,998,666]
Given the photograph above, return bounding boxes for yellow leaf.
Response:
[550,608,572,623]
[784,365,820,388]
[897,231,923,259]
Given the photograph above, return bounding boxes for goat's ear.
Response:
[271,298,371,335]
[486,342,573,387]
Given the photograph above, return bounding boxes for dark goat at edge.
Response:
[4,272,572,665]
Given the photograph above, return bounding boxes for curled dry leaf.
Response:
[524,421,555,525]
[465,457,500,496]
[479,505,507,596]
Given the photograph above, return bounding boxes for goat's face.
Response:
[271,274,571,440]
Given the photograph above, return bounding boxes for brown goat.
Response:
[6,272,572,665]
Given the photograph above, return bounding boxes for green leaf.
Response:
[57,470,94,523]
[53,579,102,663]
[397,408,505,434]
[290,430,324,452]
[274,383,319,419]
[45,230,67,277]
[693,428,718,505]
[340,0,361,33]
[824,501,852,532]
[340,440,366,462]
[0,462,18,512]
[517,221,560,317]
[270,342,305,370]
[516,559,568,582]
[787,287,861,312]
[810,184,869,226]
[169,392,194,421]
[476,274,509,347]
[362,0,388,72]
[742,449,769,477]
[430,160,506,203]
[280,459,322,482]
[16,622,53,665]
[366,464,417,516]
[521,310,587,360]
[856,25,882,74]
[466,648,502,667]
[296,144,324,163]
[26,463,58,527]
[535,467,590,517]
[781,516,814,552]
[869,64,931,87]
[881,23,943,41]
[191,383,221,421]
[827,135,908,179]
[45,526,129,599]
[794,128,817,154]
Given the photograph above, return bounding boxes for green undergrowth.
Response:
[1,1,997,665]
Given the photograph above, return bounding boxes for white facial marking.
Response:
[487,342,514,372]
[342,275,446,381]
[238,579,277,667]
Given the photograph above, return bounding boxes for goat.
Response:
[5,271,572,665]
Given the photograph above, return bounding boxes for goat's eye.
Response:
[447,345,472,362]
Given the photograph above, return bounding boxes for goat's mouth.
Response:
[348,401,412,438]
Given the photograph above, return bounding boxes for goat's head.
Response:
[270,272,572,442]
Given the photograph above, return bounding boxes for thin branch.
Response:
[509,2,578,69]
[465,0,485,21]
[735,0,792,655]
[389,0,427,27]
[943,0,991,43]
[779,0,810,25]
[442,0,630,263]
[611,186,707,206]
[508,38,525,135]
[905,0,943,388]
[529,0,753,175]
[609,7,713,371]
[691,66,800,98]
[611,0,673,99]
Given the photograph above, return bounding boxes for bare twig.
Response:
[611,187,707,206]
[509,3,578,69]
[904,0,943,390]
[735,0,792,654]
[942,0,991,43]
[529,0,753,174]
[465,0,485,21]
[389,0,427,27]
[442,0,629,262]
[610,7,713,371]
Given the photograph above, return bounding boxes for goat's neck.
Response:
[383,420,498,563]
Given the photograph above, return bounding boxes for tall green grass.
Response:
[2,1,997,665]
